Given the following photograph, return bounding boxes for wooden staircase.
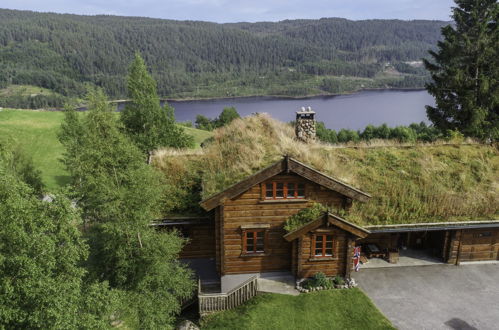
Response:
[198,275,258,316]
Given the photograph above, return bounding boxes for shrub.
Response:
[284,203,327,232]
[332,275,345,286]
[313,272,333,289]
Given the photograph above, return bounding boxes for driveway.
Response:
[355,264,499,330]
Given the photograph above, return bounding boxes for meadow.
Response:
[0,109,212,192]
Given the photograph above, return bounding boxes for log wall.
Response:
[220,174,346,275]
[458,228,499,262]
[178,222,216,259]
[297,227,350,278]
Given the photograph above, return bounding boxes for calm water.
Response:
[120,90,435,131]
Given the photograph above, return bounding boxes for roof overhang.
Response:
[151,216,212,227]
[199,156,371,211]
[283,212,371,241]
[365,220,499,233]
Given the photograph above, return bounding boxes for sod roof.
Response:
[154,114,499,226]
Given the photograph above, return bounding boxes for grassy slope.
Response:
[201,290,394,330]
[154,114,498,224]
[0,109,213,192]
[0,84,60,97]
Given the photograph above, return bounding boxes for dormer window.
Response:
[264,182,305,200]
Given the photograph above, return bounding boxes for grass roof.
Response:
[153,113,499,226]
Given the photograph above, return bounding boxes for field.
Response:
[201,290,394,330]
[0,109,213,192]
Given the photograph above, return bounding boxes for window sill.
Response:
[259,199,308,204]
[308,257,338,262]
[240,252,269,258]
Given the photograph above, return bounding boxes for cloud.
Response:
[0,0,455,22]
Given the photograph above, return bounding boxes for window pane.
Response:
[297,183,305,197]
[246,231,254,252]
[315,248,323,256]
[276,183,284,198]
[287,183,295,198]
[325,249,333,256]
[266,183,273,198]
[326,241,332,249]
[256,242,264,252]
[256,231,264,239]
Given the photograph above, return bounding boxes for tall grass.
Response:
[153,114,498,224]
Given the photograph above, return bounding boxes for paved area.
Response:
[355,264,499,330]
[258,273,299,296]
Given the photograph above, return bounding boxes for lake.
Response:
[120,90,435,131]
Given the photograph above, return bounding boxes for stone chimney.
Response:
[295,106,316,142]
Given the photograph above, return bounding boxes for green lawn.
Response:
[0,109,212,192]
[201,290,394,330]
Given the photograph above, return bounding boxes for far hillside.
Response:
[0,9,447,107]
[153,114,498,225]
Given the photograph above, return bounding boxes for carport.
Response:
[356,221,499,268]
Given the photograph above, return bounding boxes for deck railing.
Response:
[198,275,258,315]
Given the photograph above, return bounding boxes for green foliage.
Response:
[217,107,241,127]
[195,114,215,131]
[0,161,114,329]
[316,121,338,143]
[424,0,499,140]
[60,87,195,327]
[284,203,327,232]
[201,290,395,330]
[0,9,447,105]
[121,53,194,153]
[338,129,360,143]
[313,272,333,289]
[332,275,345,286]
[0,137,44,195]
[195,107,241,131]
[316,122,444,144]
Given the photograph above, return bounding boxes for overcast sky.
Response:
[1,0,455,22]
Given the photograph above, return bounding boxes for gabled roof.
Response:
[283,212,371,241]
[199,156,372,211]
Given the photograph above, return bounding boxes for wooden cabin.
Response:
[158,156,499,298]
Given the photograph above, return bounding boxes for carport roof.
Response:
[365,220,499,233]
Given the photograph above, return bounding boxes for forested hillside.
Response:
[0,9,448,107]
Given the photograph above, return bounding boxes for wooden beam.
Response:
[220,205,225,275]
[456,229,463,266]
[344,236,355,279]
[288,158,371,202]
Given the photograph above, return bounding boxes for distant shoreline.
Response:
[7,87,428,111]
[116,87,427,104]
